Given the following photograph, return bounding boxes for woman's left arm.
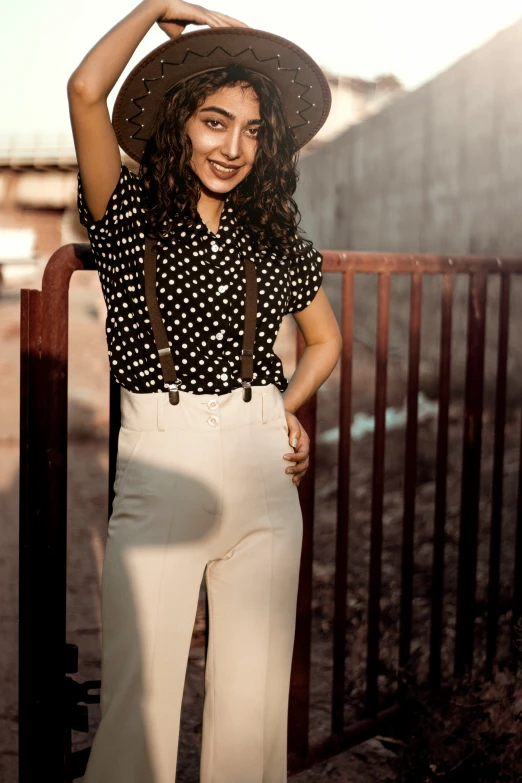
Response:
[281,286,342,485]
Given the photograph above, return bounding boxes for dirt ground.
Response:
[1,264,520,781]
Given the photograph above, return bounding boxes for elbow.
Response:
[67,75,104,106]
[333,326,343,359]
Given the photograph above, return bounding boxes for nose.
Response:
[220,127,242,161]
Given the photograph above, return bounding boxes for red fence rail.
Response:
[18,245,522,780]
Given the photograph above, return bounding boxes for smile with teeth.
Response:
[209,160,240,173]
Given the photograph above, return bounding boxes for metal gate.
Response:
[19,243,522,780]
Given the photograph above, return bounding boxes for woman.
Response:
[68,2,342,781]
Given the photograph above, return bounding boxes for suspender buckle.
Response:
[241,380,252,403]
[167,383,180,406]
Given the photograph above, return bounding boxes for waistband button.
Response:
[207,399,218,410]
[207,414,219,427]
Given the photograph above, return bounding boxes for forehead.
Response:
[199,84,260,112]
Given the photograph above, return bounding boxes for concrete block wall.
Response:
[296,17,522,257]
[295,17,522,405]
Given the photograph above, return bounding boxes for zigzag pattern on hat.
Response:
[127,44,315,143]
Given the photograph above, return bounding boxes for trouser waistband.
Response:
[119,383,287,432]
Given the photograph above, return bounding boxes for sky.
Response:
[1,0,522,137]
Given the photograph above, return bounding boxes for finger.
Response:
[213,12,250,27]
[185,7,226,27]
[286,461,309,476]
[293,436,309,451]
[158,20,187,37]
[203,10,243,28]
[285,436,308,456]
[287,466,305,478]
[285,456,309,473]
[198,12,226,27]
[205,14,230,27]
[285,449,308,463]
[289,429,301,449]
[283,440,308,462]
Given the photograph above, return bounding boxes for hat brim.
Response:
[112,27,332,162]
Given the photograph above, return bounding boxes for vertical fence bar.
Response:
[288,326,318,761]
[19,274,70,779]
[19,289,42,782]
[398,272,422,693]
[365,272,390,717]
[41,258,74,781]
[486,273,510,672]
[331,271,354,736]
[512,393,522,671]
[429,273,454,689]
[455,272,488,677]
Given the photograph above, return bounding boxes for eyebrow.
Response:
[199,106,262,125]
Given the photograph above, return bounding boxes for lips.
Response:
[207,159,242,180]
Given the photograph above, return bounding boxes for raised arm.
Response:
[67,0,248,222]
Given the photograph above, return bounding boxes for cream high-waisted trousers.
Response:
[83,382,303,783]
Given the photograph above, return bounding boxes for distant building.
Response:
[0,134,138,268]
[304,71,405,153]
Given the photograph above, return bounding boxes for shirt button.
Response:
[207,399,218,410]
[211,243,220,253]
[216,332,224,341]
[207,415,219,427]
[218,285,228,293]
[220,373,228,381]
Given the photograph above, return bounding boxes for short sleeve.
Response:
[285,236,323,315]
[76,162,141,233]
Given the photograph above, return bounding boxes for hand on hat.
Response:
[154,0,249,38]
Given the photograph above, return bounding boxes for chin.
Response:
[200,176,238,195]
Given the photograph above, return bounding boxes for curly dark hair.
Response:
[138,64,309,259]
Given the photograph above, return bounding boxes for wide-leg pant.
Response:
[83,382,303,783]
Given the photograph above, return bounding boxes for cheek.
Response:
[187,128,217,158]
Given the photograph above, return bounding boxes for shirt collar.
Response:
[182,195,238,243]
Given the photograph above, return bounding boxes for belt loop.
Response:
[261,392,268,424]
[157,392,165,431]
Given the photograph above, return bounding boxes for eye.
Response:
[247,127,260,138]
[204,119,223,129]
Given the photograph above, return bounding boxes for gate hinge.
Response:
[65,677,101,732]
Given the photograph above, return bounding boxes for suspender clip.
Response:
[167,383,180,406]
[241,380,252,403]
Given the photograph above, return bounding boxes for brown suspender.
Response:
[144,235,257,405]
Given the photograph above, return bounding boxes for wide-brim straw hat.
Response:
[112,26,332,162]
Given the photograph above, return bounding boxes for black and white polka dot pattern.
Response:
[77,163,323,395]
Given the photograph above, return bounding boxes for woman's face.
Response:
[185,84,260,195]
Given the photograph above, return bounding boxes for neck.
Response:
[197,186,226,234]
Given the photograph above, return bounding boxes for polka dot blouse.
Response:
[76,162,323,395]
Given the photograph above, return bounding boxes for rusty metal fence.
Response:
[19,244,522,781]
